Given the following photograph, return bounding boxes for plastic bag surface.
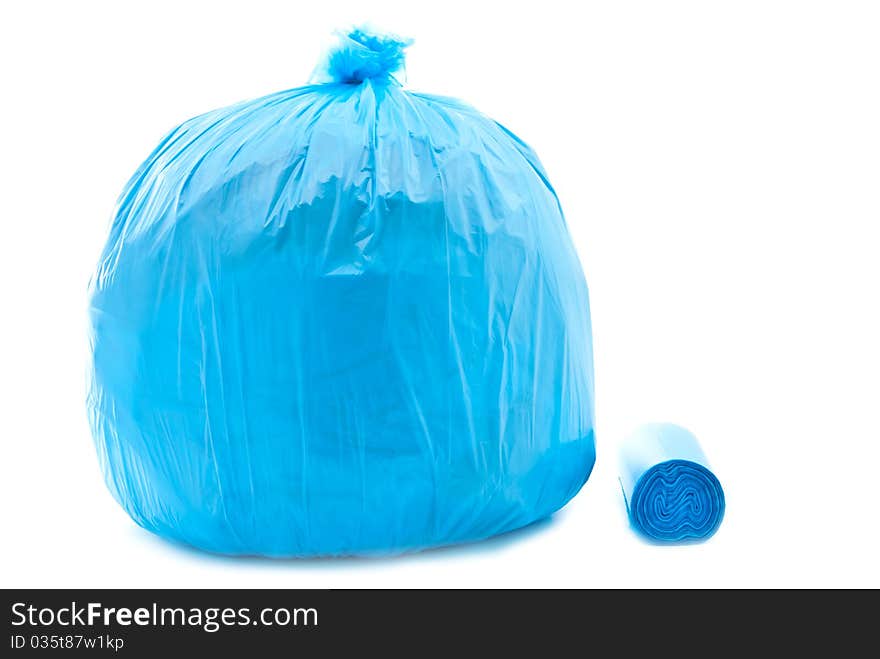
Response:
[87,30,595,556]
[619,424,725,543]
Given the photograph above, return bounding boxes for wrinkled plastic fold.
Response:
[619,424,725,543]
[87,32,595,556]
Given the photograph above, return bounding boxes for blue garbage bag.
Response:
[87,29,596,556]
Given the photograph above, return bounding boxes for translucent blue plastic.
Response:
[619,424,725,543]
[87,29,595,557]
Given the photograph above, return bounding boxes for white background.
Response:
[2,0,878,588]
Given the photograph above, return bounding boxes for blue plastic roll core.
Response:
[619,424,725,543]
[86,28,596,557]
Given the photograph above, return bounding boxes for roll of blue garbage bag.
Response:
[619,424,725,543]
[87,29,596,557]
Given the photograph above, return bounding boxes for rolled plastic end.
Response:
[629,459,725,542]
[619,423,725,543]
[320,28,412,85]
